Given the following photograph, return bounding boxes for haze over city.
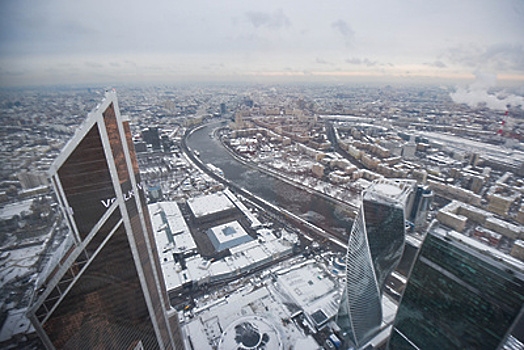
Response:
[1,0,524,87]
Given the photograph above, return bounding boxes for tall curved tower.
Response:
[337,179,415,348]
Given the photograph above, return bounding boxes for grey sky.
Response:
[0,0,523,86]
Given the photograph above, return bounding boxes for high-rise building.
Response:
[336,179,415,348]
[143,127,161,150]
[389,222,524,350]
[407,185,432,229]
[27,90,181,349]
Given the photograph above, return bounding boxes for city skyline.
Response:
[1,80,524,348]
[1,0,523,87]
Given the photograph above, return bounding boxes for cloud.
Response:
[424,60,447,68]
[450,71,524,110]
[316,57,332,65]
[447,44,524,71]
[482,44,524,71]
[244,9,290,29]
[1,0,523,86]
[0,67,26,76]
[512,0,524,16]
[345,57,378,67]
[345,58,361,65]
[84,61,103,68]
[331,20,355,47]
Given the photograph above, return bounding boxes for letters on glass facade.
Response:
[28,91,179,350]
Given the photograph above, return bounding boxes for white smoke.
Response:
[450,71,524,111]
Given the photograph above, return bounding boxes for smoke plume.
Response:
[450,71,524,111]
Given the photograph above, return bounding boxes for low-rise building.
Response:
[207,221,253,252]
[187,192,237,224]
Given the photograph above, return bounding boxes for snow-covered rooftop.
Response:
[364,178,416,206]
[180,260,328,350]
[187,192,235,219]
[218,316,283,350]
[148,201,197,290]
[207,221,252,252]
[156,226,293,292]
[0,308,34,343]
[223,188,262,228]
[273,261,341,326]
[0,199,34,220]
[149,201,197,254]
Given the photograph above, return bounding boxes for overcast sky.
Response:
[1,0,523,86]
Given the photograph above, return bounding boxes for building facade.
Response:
[336,179,415,348]
[389,223,524,349]
[27,91,181,349]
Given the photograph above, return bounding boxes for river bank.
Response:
[186,122,354,239]
[182,123,348,248]
[216,126,358,219]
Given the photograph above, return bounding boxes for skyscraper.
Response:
[389,222,524,350]
[408,185,432,229]
[336,179,415,348]
[142,127,161,150]
[27,90,181,349]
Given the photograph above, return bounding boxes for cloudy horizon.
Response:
[1,0,523,87]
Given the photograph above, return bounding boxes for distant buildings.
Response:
[17,171,48,190]
[27,91,181,349]
[336,179,415,348]
[389,222,524,349]
[142,126,161,150]
[436,200,522,241]
[1,82,522,349]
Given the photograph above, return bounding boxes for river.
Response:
[186,123,355,238]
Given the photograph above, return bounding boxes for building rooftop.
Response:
[0,308,34,344]
[363,178,416,206]
[207,221,252,252]
[152,225,293,292]
[147,201,197,291]
[274,260,341,326]
[0,199,34,221]
[187,192,235,219]
[218,316,283,350]
[180,258,342,350]
[223,188,262,228]
[149,201,197,254]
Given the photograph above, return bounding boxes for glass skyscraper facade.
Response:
[337,179,415,348]
[408,185,432,229]
[27,91,181,349]
[389,223,524,350]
